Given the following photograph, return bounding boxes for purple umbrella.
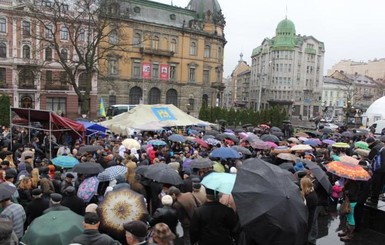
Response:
[322,139,336,145]
[77,176,99,203]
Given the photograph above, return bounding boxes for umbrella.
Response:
[22,210,83,245]
[303,140,320,147]
[98,188,148,241]
[322,139,336,145]
[339,155,359,165]
[242,135,260,143]
[355,129,369,136]
[190,158,213,169]
[72,162,104,175]
[277,153,298,162]
[185,136,196,142]
[51,155,79,168]
[122,138,141,150]
[304,131,322,137]
[201,172,236,194]
[354,141,369,150]
[332,142,350,148]
[78,145,104,154]
[322,128,333,134]
[250,141,271,150]
[260,134,280,143]
[287,137,300,144]
[272,146,291,154]
[194,138,209,148]
[147,140,167,146]
[205,130,219,136]
[97,165,128,182]
[272,131,284,137]
[231,145,252,155]
[303,160,332,194]
[271,126,282,132]
[232,158,308,245]
[168,134,186,143]
[298,136,308,142]
[135,165,148,176]
[265,141,278,148]
[234,128,245,133]
[189,129,199,136]
[144,165,183,185]
[341,131,354,138]
[278,161,294,170]
[0,183,16,201]
[294,132,309,138]
[202,135,215,140]
[77,176,99,203]
[242,123,253,128]
[204,138,221,146]
[210,147,241,159]
[324,161,371,181]
[290,144,313,151]
[216,134,239,143]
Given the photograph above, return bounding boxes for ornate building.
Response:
[98,0,226,117]
[250,18,325,119]
[229,53,250,108]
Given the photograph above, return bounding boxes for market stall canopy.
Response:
[101,104,212,135]
[76,121,108,136]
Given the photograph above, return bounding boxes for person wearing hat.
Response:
[61,186,85,216]
[43,193,69,214]
[0,193,26,240]
[149,195,179,237]
[70,212,120,245]
[25,188,49,226]
[123,220,148,245]
[366,136,385,207]
[61,172,75,194]
[4,169,19,202]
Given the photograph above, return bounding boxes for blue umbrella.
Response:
[303,140,320,147]
[201,172,236,194]
[51,156,79,168]
[97,165,128,182]
[147,140,167,146]
[168,134,186,143]
[210,147,241,159]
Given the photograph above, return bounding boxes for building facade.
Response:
[328,59,385,80]
[229,53,250,108]
[250,18,325,119]
[98,0,226,117]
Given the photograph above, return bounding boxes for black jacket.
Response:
[62,195,86,216]
[71,229,121,245]
[149,206,179,235]
[368,141,385,172]
[43,204,70,214]
[26,197,49,225]
[190,201,238,245]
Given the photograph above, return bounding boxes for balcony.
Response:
[139,47,174,57]
[45,83,68,90]
[19,83,36,89]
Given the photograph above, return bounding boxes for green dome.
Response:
[276,18,296,36]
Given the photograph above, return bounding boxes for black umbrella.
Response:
[231,145,252,155]
[234,128,245,133]
[271,126,282,132]
[232,158,308,245]
[205,130,219,136]
[78,145,104,154]
[304,131,322,137]
[341,131,354,138]
[72,162,105,175]
[0,183,16,201]
[271,131,284,137]
[144,165,183,185]
[215,133,239,143]
[242,123,253,128]
[303,160,332,195]
[202,135,215,140]
[190,158,213,169]
[135,165,148,176]
[260,134,280,143]
[278,162,294,171]
[321,128,332,134]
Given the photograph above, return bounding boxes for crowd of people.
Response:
[0,122,384,245]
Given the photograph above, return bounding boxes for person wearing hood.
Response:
[113,174,131,191]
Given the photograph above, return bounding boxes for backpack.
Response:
[373,147,385,171]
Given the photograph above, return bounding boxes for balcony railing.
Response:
[45,84,68,90]
[140,47,174,57]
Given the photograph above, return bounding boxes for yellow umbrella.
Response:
[122,138,141,150]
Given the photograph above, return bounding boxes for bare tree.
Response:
[23,0,132,115]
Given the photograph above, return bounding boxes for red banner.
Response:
[142,62,151,79]
[160,64,169,80]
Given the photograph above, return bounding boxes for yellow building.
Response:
[98,0,226,117]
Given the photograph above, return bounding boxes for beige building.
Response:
[328,59,385,80]
[229,53,250,107]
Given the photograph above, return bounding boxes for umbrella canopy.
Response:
[341,131,354,138]
[232,159,308,245]
[271,126,282,132]
[278,161,294,170]
[168,134,186,143]
[322,128,333,134]
[260,134,280,143]
[78,145,104,154]
[339,155,359,165]
[294,132,309,138]
[265,141,278,148]
[201,172,236,194]
[324,161,371,181]
[72,162,104,175]
[242,135,260,143]
[304,131,322,137]
[77,176,99,203]
[322,139,336,145]
[97,165,128,182]
[122,138,141,150]
[204,138,221,146]
[290,144,313,151]
[332,142,350,148]
[287,137,300,144]
[231,145,252,155]
[216,133,239,143]
[144,165,183,185]
[250,141,271,150]
[0,183,16,201]
[98,189,148,241]
[205,130,219,136]
[303,160,332,194]
[210,147,241,159]
[277,153,298,162]
[22,210,83,245]
[51,155,79,168]
[303,140,320,147]
[147,140,167,146]
[194,138,209,148]
[354,141,369,150]
[271,131,284,137]
[135,165,148,176]
[202,135,215,140]
[190,158,213,169]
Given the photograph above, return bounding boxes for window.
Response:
[109,31,118,44]
[0,18,6,33]
[148,87,161,104]
[108,58,118,75]
[60,71,69,84]
[46,97,66,115]
[170,65,176,80]
[45,70,52,84]
[22,21,30,37]
[203,69,210,84]
[166,89,178,106]
[217,46,222,59]
[189,67,196,82]
[45,24,53,39]
[19,68,35,87]
[42,0,51,7]
[60,26,68,40]
[45,47,52,61]
[132,61,141,78]
[133,33,141,47]
[170,39,177,53]
[152,36,159,50]
[60,48,68,61]
[109,94,116,105]
[23,45,30,59]
[129,86,142,104]
[152,63,159,79]
[79,29,85,42]
[133,6,140,13]
[0,42,6,58]
[0,68,6,87]
[204,45,211,58]
[190,41,197,56]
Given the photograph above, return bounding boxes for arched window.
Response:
[133,33,141,47]
[152,36,159,50]
[129,86,142,104]
[170,38,177,53]
[45,47,52,61]
[23,45,30,59]
[204,45,211,58]
[0,42,6,58]
[60,48,68,61]
[190,41,197,56]
[166,89,178,106]
[148,87,161,105]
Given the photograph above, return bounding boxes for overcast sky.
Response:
[155,0,385,77]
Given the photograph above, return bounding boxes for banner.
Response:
[142,62,151,79]
[151,107,176,121]
[160,64,169,80]
[99,97,106,117]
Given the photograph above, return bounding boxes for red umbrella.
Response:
[194,138,209,148]
[324,161,371,181]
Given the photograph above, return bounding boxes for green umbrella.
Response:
[212,161,225,173]
[22,210,83,245]
[354,141,369,150]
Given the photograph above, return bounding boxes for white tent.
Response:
[362,96,385,126]
[101,104,211,135]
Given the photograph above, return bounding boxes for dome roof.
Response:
[276,18,296,36]
[365,96,385,118]
[187,0,223,22]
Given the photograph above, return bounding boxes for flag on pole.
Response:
[99,97,106,117]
